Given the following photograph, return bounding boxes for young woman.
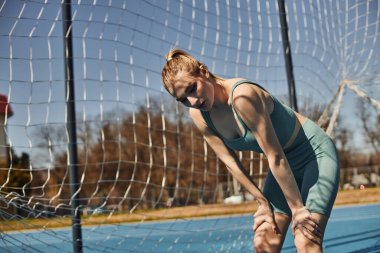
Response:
[161,49,340,253]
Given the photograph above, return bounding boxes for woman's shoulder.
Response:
[226,78,265,98]
[224,77,252,87]
[227,78,274,113]
[225,78,263,92]
[225,78,258,101]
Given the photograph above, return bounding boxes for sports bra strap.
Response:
[229,79,270,131]
[230,79,270,96]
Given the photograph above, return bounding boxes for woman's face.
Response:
[170,70,214,111]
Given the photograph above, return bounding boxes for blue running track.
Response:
[1,203,380,252]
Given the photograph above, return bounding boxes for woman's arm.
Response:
[231,84,323,241]
[189,108,279,233]
[231,84,304,213]
[189,108,268,206]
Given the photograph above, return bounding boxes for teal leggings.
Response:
[263,119,340,217]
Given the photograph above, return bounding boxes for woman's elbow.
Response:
[268,153,287,169]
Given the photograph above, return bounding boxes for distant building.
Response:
[0,94,13,165]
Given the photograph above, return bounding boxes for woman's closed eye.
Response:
[177,83,197,104]
[189,83,197,94]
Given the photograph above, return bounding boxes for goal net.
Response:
[0,0,379,252]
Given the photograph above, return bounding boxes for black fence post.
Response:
[62,1,83,252]
[277,0,298,112]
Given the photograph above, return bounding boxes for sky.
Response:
[0,0,379,166]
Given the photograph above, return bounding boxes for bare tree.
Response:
[31,124,67,168]
[298,96,326,123]
[358,99,380,153]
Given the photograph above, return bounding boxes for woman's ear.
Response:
[200,64,209,78]
[204,70,210,78]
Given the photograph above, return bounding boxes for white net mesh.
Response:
[0,0,379,252]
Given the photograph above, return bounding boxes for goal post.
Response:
[0,0,379,252]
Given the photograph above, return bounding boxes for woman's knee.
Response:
[253,213,290,253]
[294,232,322,253]
[254,231,283,253]
[294,212,327,252]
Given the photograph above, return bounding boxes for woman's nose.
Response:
[188,97,199,107]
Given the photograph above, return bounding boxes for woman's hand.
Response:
[292,207,322,244]
[253,203,279,234]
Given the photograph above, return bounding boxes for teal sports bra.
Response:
[201,80,297,153]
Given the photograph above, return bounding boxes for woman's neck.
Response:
[212,78,229,108]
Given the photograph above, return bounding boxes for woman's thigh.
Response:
[300,140,340,217]
[263,171,292,215]
[263,141,340,218]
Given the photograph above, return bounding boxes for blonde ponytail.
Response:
[162,49,199,92]
[161,49,221,94]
